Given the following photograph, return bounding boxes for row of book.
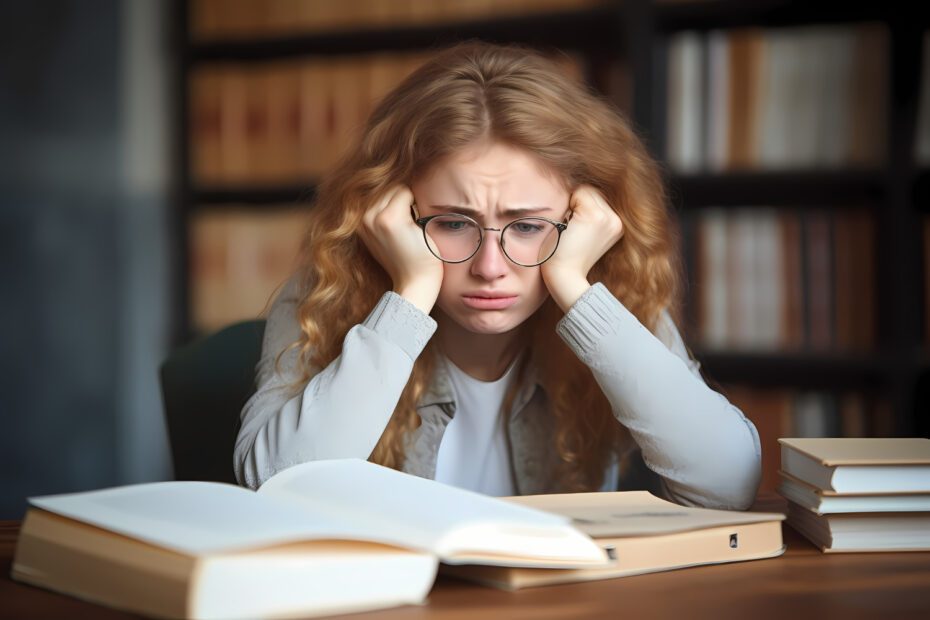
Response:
[189,206,308,333]
[778,438,930,552]
[666,23,888,173]
[690,207,874,353]
[722,384,891,494]
[189,0,607,41]
[188,51,586,185]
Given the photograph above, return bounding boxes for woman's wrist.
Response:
[395,280,441,315]
[544,269,591,313]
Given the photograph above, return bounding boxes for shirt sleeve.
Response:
[556,282,762,510]
[233,276,437,490]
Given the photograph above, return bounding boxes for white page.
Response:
[257,459,572,553]
[30,480,378,555]
[506,491,784,538]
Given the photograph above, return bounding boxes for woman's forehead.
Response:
[414,146,568,216]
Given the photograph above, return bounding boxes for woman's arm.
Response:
[234,276,437,490]
[556,282,762,510]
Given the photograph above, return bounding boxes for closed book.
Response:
[12,459,610,619]
[441,491,785,590]
[778,470,930,515]
[779,438,930,494]
[785,500,930,553]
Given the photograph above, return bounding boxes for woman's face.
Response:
[411,140,571,335]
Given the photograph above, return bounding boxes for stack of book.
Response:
[778,438,930,552]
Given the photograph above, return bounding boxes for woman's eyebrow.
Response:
[428,205,553,217]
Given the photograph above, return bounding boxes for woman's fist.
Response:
[358,185,444,313]
[541,184,623,311]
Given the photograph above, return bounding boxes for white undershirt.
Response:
[433,356,520,496]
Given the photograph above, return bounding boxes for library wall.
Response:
[179,2,928,494]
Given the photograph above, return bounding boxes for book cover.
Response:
[443,490,785,589]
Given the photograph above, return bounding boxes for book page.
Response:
[29,481,378,555]
[504,491,784,538]
[257,459,574,553]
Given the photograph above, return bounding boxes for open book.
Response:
[12,459,610,619]
[442,491,786,590]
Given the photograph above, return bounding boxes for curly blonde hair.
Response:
[286,40,683,492]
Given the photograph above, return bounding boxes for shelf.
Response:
[188,169,890,209]
[654,0,907,33]
[667,170,886,208]
[190,185,316,208]
[188,6,620,64]
[694,350,890,390]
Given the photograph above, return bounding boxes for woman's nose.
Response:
[469,230,509,280]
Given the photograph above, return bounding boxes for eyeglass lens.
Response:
[423,215,561,266]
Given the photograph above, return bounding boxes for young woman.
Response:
[234,41,762,510]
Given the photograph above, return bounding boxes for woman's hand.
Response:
[358,185,444,314]
[541,184,624,313]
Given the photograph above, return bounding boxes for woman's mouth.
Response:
[461,294,519,310]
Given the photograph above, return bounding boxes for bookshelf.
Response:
[171,0,929,488]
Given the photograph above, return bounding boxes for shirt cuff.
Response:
[362,291,437,360]
[556,282,639,355]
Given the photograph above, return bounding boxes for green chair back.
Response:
[159,320,266,483]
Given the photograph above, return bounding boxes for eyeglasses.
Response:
[411,203,568,267]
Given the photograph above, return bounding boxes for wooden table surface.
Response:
[2,495,929,619]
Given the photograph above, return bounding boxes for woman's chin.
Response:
[456,312,523,335]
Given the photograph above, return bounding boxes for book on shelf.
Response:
[11,459,611,619]
[778,470,930,515]
[691,207,874,353]
[444,490,785,590]
[779,437,930,494]
[666,23,888,173]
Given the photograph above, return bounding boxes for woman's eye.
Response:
[513,223,543,234]
[439,221,466,231]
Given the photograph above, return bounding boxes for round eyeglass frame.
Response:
[411,202,569,267]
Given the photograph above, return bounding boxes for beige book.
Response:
[264,62,303,183]
[13,460,611,618]
[779,438,930,494]
[245,68,274,184]
[328,56,368,166]
[785,500,930,553]
[188,209,230,334]
[218,67,250,184]
[778,469,930,514]
[443,491,785,590]
[189,68,223,185]
[298,59,331,177]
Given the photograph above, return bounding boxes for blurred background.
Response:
[2,0,928,518]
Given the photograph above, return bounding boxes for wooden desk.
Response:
[2,496,929,619]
